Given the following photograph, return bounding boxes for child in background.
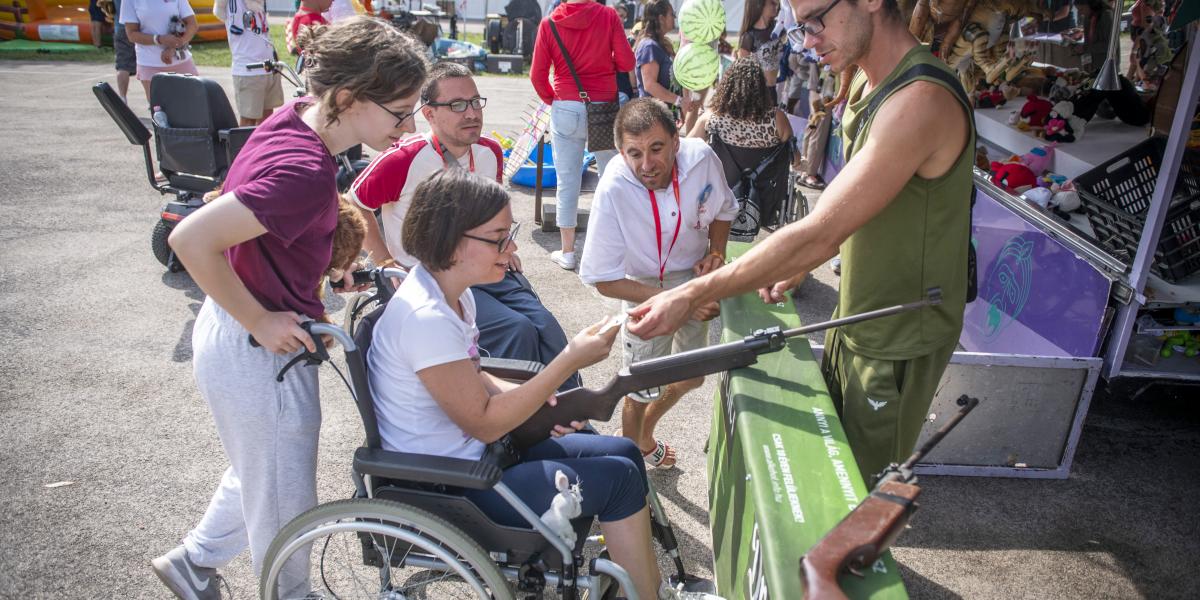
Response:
[287,0,332,55]
[215,0,283,125]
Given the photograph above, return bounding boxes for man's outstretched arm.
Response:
[627,81,969,338]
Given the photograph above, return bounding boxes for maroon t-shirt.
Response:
[223,98,338,319]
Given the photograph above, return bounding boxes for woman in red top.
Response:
[530,0,634,271]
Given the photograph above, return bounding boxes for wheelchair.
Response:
[707,134,808,236]
[93,73,253,272]
[93,65,367,274]
[260,269,701,600]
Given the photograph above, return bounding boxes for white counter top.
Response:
[974,97,1150,179]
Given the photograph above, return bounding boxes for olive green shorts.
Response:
[822,329,956,485]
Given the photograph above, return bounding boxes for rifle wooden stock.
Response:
[507,332,781,448]
[799,480,921,600]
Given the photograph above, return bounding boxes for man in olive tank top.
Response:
[627,0,975,484]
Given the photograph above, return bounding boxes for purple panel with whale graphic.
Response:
[960,187,1111,358]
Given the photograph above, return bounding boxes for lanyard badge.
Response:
[694,183,712,229]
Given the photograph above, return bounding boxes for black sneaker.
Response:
[151,546,222,600]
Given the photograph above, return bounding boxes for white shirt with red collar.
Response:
[348,132,504,268]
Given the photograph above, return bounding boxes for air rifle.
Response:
[508,288,944,449]
[799,394,980,600]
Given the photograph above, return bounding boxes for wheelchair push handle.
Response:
[248,321,358,381]
[329,268,375,290]
[245,59,304,90]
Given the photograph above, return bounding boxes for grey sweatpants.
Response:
[181,298,320,597]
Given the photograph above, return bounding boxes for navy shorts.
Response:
[88,0,107,22]
[114,26,135,73]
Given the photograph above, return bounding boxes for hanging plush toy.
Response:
[916,0,1048,95]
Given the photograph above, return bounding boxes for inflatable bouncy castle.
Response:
[0,0,226,43]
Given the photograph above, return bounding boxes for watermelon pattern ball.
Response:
[674,42,720,91]
[679,0,726,44]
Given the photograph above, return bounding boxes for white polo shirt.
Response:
[579,137,738,285]
[348,133,504,268]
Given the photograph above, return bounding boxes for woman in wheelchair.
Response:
[369,168,694,600]
[153,16,430,600]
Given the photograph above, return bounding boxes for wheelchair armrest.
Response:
[354,446,502,490]
[479,357,543,381]
[219,126,256,165]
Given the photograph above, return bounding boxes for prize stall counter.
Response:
[916,33,1200,480]
[808,39,1199,480]
[970,38,1200,384]
[708,242,908,600]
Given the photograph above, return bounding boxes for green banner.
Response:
[707,244,908,599]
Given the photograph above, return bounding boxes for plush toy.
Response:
[1047,77,1077,102]
[1021,187,1053,208]
[1020,95,1054,128]
[1050,188,1081,212]
[1043,101,1086,143]
[991,160,1038,194]
[975,146,991,170]
[540,470,583,548]
[921,0,1047,93]
[976,83,1007,108]
[1020,143,1056,174]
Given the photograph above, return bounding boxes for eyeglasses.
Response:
[373,99,423,129]
[789,0,843,42]
[463,222,520,254]
[427,97,488,113]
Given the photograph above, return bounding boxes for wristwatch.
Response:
[153,34,160,46]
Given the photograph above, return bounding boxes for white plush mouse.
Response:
[540,470,583,548]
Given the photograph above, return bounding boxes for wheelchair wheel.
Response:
[341,291,378,337]
[260,498,513,600]
[151,220,172,268]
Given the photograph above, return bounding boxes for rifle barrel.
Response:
[778,288,942,341]
[900,395,979,471]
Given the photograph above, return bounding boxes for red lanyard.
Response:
[431,134,474,173]
[647,167,681,286]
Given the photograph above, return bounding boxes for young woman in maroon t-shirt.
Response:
[151,17,429,599]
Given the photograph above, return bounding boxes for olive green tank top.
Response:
[834,45,976,360]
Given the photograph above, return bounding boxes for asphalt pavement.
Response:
[0,60,1197,599]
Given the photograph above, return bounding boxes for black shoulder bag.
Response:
[548,20,621,152]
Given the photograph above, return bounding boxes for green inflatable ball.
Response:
[674,42,720,91]
[679,0,726,44]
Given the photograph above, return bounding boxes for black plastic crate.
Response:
[1076,137,1200,283]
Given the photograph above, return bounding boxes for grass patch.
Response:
[0,24,289,67]
[0,23,538,75]
[0,45,113,63]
